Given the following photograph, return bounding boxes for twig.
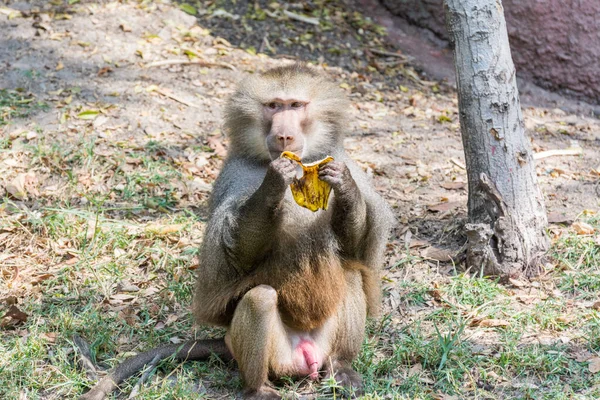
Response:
[127,354,162,399]
[450,158,466,170]
[258,32,268,54]
[533,147,583,160]
[73,334,99,381]
[145,59,236,71]
[283,10,319,25]
[370,48,409,60]
[148,87,197,108]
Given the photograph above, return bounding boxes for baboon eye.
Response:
[291,102,303,109]
[267,102,278,110]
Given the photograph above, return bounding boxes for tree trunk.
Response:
[444,0,549,277]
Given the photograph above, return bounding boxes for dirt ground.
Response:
[1,0,600,399]
[3,0,598,242]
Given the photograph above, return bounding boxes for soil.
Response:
[3,0,598,247]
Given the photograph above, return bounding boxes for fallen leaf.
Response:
[409,238,430,249]
[77,110,100,120]
[1,305,29,328]
[145,223,186,235]
[119,23,132,32]
[31,273,54,285]
[118,306,139,326]
[573,350,593,362]
[516,294,540,305]
[508,278,528,288]
[440,182,466,190]
[421,246,455,262]
[5,174,28,200]
[207,136,227,157]
[5,173,38,200]
[40,332,57,343]
[110,293,136,302]
[97,67,112,77]
[557,315,576,324]
[573,221,595,235]
[427,201,462,213]
[180,3,197,15]
[408,363,422,376]
[589,357,600,373]
[471,318,510,328]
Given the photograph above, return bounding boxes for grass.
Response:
[0,89,48,125]
[2,1,600,398]
[2,129,600,399]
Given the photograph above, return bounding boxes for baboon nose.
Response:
[277,135,294,142]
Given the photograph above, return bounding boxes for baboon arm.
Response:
[222,168,287,272]
[336,156,395,273]
[330,181,368,257]
[79,339,231,400]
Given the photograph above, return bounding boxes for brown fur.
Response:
[276,255,347,330]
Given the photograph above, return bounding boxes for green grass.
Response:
[4,180,599,399]
[0,89,48,125]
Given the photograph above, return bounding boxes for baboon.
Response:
[81,64,393,400]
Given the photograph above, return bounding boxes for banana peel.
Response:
[280,151,334,212]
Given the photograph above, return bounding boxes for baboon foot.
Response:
[244,385,282,400]
[325,366,363,397]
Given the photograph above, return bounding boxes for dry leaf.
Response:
[408,363,422,376]
[119,23,132,32]
[40,332,57,343]
[97,67,112,77]
[472,318,510,328]
[281,151,334,212]
[207,136,227,157]
[440,182,466,190]
[508,278,528,288]
[516,294,540,305]
[574,350,593,362]
[1,305,29,328]
[409,238,430,249]
[31,273,54,285]
[572,221,595,235]
[557,315,577,324]
[427,201,462,213]
[589,357,600,373]
[110,293,136,302]
[421,246,455,262]
[6,173,38,200]
[145,223,186,235]
[118,306,138,326]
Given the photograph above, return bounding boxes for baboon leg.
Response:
[227,285,291,399]
[325,269,367,394]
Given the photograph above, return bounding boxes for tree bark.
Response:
[444,0,549,277]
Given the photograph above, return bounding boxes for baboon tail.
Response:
[79,338,231,400]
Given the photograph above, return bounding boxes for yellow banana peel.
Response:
[280,151,334,212]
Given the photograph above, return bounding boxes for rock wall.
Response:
[381,0,600,103]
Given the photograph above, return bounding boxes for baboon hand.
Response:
[319,161,356,195]
[265,157,297,189]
